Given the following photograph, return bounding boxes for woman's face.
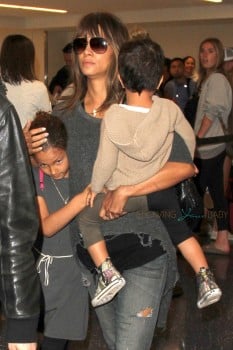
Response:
[184,57,195,75]
[76,34,114,80]
[199,42,218,71]
[34,147,69,179]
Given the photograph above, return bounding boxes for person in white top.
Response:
[0,34,51,127]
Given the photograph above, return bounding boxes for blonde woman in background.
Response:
[194,38,232,255]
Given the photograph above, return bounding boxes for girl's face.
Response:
[199,42,218,71]
[184,57,195,75]
[34,147,69,179]
[76,34,114,80]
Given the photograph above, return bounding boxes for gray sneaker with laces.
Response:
[197,267,222,309]
[91,258,126,308]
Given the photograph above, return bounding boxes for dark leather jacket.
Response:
[0,80,40,342]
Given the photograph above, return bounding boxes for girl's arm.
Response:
[37,186,91,237]
[100,161,196,219]
[8,344,37,350]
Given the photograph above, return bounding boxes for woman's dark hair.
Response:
[118,38,164,93]
[0,34,36,84]
[30,111,67,151]
[61,12,129,111]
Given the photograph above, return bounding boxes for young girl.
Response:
[30,112,90,350]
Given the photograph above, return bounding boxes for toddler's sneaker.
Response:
[91,258,126,307]
[197,267,222,309]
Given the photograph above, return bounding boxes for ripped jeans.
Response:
[87,253,170,350]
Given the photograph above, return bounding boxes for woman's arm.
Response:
[100,161,196,219]
[100,131,197,219]
[196,115,213,138]
[23,121,48,155]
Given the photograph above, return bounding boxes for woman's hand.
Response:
[8,343,37,350]
[99,162,196,220]
[23,121,48,155]
[99,187,128,220]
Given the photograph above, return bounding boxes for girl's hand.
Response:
[23,121,48,155]
[76,185,92,208]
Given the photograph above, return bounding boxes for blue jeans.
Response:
[88,253,171,350]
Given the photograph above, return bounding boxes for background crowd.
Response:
[0,10,233,350]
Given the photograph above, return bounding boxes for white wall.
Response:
[46,20,233,84]
[47,30,75,86]
[131,20,233,63]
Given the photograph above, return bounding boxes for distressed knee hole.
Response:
[136,307,153,318]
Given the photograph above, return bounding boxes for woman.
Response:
[0,34,51,127]
[194,38,232,255]
[24,12,195,350]
[183,55,199,82]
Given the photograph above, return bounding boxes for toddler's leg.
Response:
[124,195,148,212]
[92,257,126,308]
[79,193,126,307]
[178,237,222,309]
[79,193,106,248]
[148,187,222,309]
[178,236,208,273]
[196,267,222,309]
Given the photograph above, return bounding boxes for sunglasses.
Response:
[73,37,108,54]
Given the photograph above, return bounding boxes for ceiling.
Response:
[1,0,233,29]
[0,0,228,16]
